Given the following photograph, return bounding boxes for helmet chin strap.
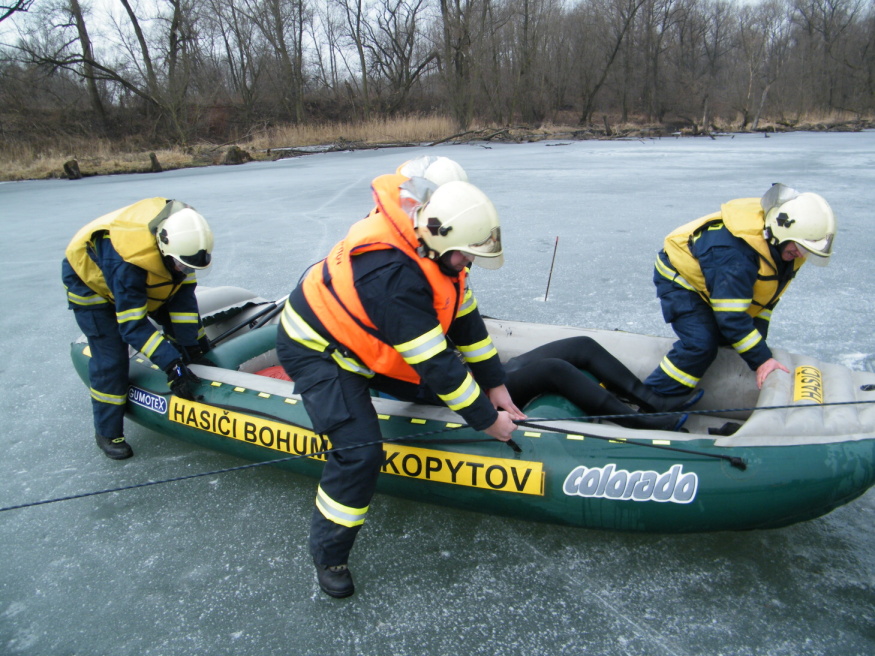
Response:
[763,226,778,247]
[436,252,460,277]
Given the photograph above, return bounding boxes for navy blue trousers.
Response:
[644,279,724,396]
[276,330,387,567]
[71,305,131,438]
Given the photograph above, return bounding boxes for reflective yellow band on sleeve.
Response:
[711,298,751,312]
[438,373,481,411]
[182,272,197,284]
[90,387,127,405]
[457,288,477,318]
[395,326,446,365]
[117,304,148,323]
[658,356,700,388]
[169,311,199,324]
[315,485,368,527]
[758,309,772,322]
[733,329,762,354]
[141,330,165,357]
[458,337,498,363]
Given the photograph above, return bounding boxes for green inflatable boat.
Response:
[70,286,875,532]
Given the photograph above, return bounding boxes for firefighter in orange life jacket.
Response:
[643,184,837,402]
[276,174,524,598]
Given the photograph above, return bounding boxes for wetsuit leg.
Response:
[505,342,687,429]
[505,358,608,412]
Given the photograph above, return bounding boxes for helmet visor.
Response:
[463,227,503,269]
[799,241,832,266]
[796,231,834,260]
[177,250,212,270]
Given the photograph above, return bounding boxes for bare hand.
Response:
[486,385,527,420]
[756,357,790,389]
[484,411,518,442]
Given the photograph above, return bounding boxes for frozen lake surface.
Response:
[1,131,873,655]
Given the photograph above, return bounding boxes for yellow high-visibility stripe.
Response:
[90,388,126,405]
[280,302,329,352]
[330,351,374,377]
[458,337,498,363]
[66,290,109,306]
[280,302,373,376]
[141,331,164,357]
[711,298,751,312]
[733,329,762,354]
[457,289,477,318]
[654,257,695,291]
[395,326,446,365]
[438,373,480,411]
[315,485,368,527]
[658,356,700,388]
[117,304,147,323]
[169,311,199,324]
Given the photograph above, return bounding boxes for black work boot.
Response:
[95,433,133,460]
[316,564,355,598]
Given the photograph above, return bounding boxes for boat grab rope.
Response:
[516,419,748,470]
[3,399,874,514]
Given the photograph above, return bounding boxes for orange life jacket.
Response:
[301,173,465,384]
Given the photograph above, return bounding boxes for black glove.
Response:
[165,360,201,400]
[183,343,216,366]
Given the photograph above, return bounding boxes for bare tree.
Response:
[68,0,108,126]
[572,0,645,126]
[365,0,437,113]
[793,0,865,111]
[333,0,372,119]
[1,0,33,24]
[438,0,485,130]
[204,0,267,123]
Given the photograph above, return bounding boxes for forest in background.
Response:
[0,0,873,177]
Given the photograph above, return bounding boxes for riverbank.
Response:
[2,115,872,182]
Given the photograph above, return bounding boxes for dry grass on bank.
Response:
[1,112,871,182]
[245,114,458,151]
[0,115,461,182]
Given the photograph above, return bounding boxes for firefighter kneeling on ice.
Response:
[276,171,525,598]
[63,198,214,460]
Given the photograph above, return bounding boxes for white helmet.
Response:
[415,181,503,269]
[763,186,836,265]
[399,156,469,186]
[157,207,214,269]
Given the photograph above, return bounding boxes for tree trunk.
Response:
[69,0,108,129]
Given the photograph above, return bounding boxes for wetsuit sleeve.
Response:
[356,254,499,431]
[448,284,506,389]
[97,237,184,370]
[696,239,773,370]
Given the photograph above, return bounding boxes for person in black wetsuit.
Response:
[503,336,694,431]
